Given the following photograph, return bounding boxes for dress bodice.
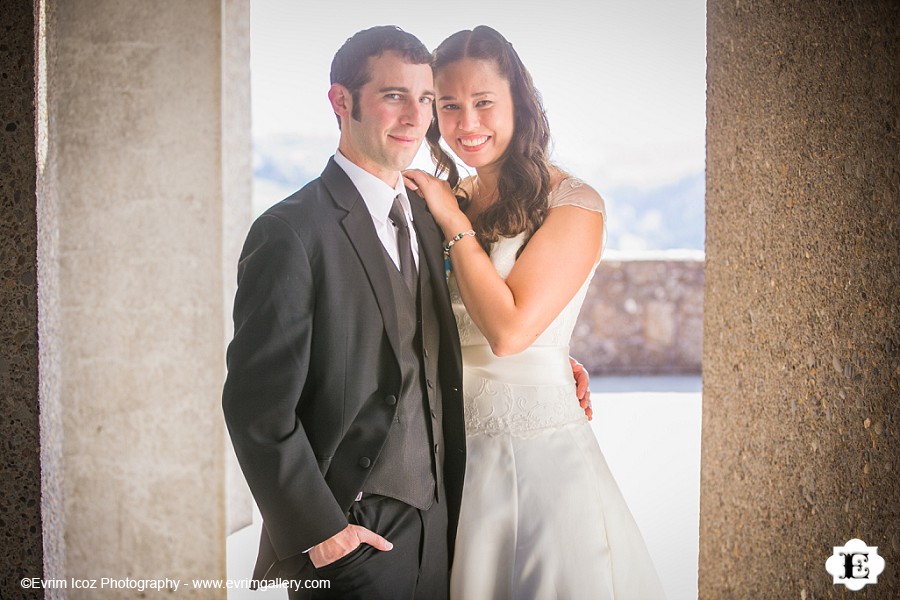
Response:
[449,177,606,387]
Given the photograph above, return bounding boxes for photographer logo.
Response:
[825,538,885,591]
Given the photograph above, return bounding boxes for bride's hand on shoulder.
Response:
[402,170,470,233]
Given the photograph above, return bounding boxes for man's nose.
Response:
[402,100,431,128]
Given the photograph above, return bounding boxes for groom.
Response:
[223,26,464,598]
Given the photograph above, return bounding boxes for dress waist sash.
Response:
[461,344,572,386]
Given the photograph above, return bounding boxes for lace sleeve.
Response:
[548,177,605,213]
[548,177,608,259]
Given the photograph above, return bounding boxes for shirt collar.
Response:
[334,150,411,226]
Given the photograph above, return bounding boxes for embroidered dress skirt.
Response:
[449,347,666,600]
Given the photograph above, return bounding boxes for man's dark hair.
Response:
[330,25,431,125]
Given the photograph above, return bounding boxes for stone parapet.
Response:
[571,252,704,375]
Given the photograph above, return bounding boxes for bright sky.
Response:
[250,0,706,190]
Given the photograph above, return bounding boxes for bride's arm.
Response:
[404,170,604,357]
[451,206,602,356]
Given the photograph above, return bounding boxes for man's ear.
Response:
[328,83,352,124]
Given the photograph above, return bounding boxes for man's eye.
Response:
[386,93,402,101]
[420,97,434,105]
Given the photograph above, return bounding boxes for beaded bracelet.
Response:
[443,230,476,256]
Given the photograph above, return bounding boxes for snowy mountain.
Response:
[602,172,705,252]
[252,134,705,252]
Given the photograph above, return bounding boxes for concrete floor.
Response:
[226,376,703,599]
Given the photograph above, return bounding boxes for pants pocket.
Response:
[313,542,369,574]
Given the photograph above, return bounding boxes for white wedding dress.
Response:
[448,178,666,599]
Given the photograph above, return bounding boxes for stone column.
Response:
[222,0,255,537]
[46,0,250,594]
[701,0,899,596]
[1,0,65,597]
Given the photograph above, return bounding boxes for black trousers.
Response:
[289,494,449,600]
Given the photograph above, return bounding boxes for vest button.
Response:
[426,379,434,389]
[358,457,372,468]
[385,395,397,406]
[431,409,437,419]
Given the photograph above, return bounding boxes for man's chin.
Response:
[391,153,421,173]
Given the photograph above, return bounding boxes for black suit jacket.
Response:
[222,158,466,579]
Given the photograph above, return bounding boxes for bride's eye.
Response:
[440,103,460,111]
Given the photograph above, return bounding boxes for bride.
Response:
[404,26,666,599]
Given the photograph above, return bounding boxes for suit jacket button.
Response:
[385,395,397,406]
[359,457,371,468]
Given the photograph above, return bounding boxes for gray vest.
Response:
[363,239,443,509]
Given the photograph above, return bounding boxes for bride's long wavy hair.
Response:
[426,26,554,253]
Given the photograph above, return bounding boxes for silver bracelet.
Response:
[443,230,476,256]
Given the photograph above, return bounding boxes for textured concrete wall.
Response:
[701,1,899,597]
[35,0,67,594]
[47,0,249,594]
[573,253,704,375]
[0,1,58,597]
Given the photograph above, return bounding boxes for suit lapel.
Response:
[409,190,463,382]
[408,191,454,325]
[321,158,402,363]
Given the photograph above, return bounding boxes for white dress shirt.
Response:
[334,150,419,270]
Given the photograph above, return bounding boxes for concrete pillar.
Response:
[43,0,250,594]
[701,0,899,596]
[221,0,255,537]
[1,0,66,597]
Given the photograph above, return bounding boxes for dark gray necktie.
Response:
[388,195,417,295]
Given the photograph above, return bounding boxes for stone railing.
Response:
[571,251,704,375]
